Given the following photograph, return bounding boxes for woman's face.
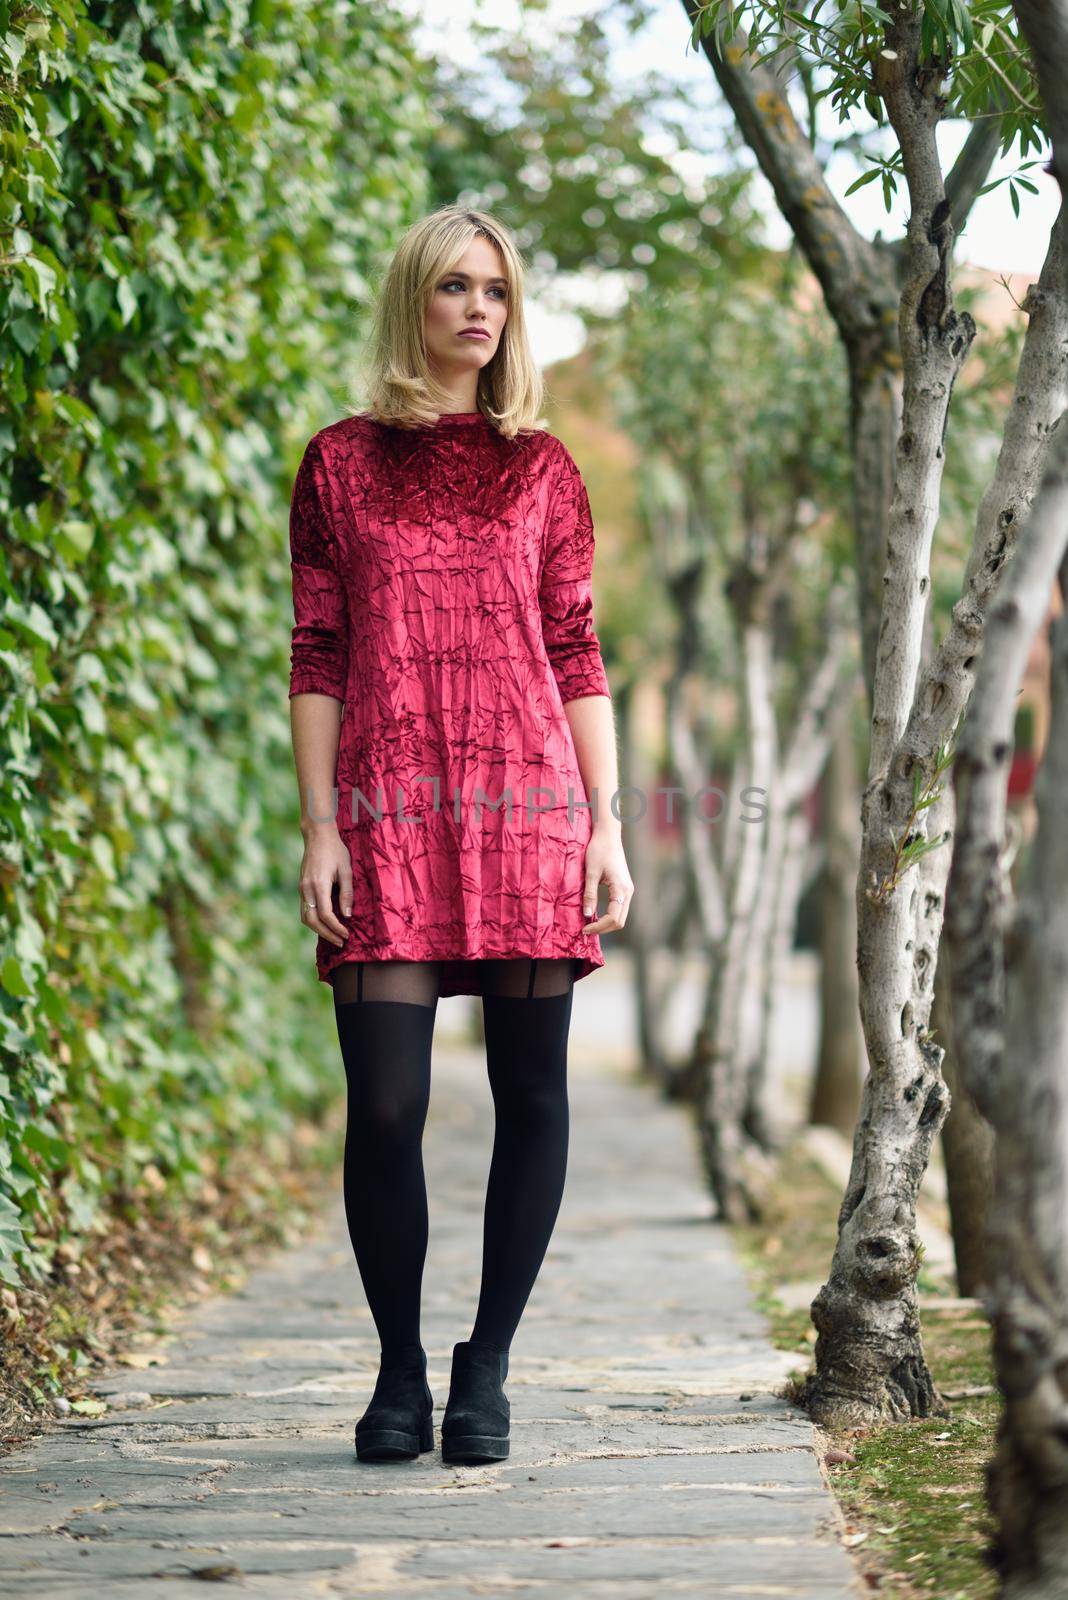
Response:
[425,236,509,389]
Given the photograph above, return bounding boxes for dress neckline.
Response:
[357,408,492,433]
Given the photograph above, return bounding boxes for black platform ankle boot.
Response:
[441,1339,510,1464]
[354,1344,435,1462]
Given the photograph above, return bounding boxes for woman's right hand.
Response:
[299,822,353,947]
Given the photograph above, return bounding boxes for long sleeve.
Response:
[288,435,350,702]
[537,441,611,705]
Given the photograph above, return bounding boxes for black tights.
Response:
[331,958,576,1359]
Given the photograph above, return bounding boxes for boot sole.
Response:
[441,1432,510,1464]
[355,1417,435,1461]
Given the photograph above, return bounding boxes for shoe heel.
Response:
[355,1410,435,1462]
[441,1432,509,1464]
[355,1426,422,1461]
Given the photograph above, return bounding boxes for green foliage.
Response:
[686,0,1047,210]
[868,724,962,903]
[600,257,856,741]
[426,5,767,292]
[0,0,429,1289]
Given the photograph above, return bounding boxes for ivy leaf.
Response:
[55,521,95,561]
[0,957,32,998]
[19,254,58,309]
[116,277,138,325]
[7,602,57,648]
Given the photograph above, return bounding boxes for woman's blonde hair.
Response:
[353,205,546,438]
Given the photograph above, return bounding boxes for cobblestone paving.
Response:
[1,973,863,1598]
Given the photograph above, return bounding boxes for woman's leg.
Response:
[467,957,578,1353]
[331,959,442,1359]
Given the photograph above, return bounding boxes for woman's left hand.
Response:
[581,827,634,936]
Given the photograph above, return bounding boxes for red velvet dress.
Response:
[287,410,612,998]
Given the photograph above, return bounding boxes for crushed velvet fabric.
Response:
[288,409,612,998]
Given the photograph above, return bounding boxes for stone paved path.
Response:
[2,965,863,1598]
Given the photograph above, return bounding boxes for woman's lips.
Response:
[458,329,491,339]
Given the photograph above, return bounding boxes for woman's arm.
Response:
[291,695,351,947]
[563,694,633,936]
[288,436,353,947]
[538,441,634,936]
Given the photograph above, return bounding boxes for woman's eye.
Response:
[442,280,506,299]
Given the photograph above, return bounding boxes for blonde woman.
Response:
[288,205,632,1465]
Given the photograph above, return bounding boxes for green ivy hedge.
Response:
[0,1,429,1290]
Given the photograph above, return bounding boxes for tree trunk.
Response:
[744,616,857,1150]
[848,350,901,709]
[743,803,813,1148]
[620,677,663,1081]
[984,568,1068,1592]
[944,0,1068,1567]
[623,676,691,1089]
[948,495,1068,1588]
[735,765,784,1152]
[809,711,865,1132]
[694,608,777,1222]
[931,930,993,1299]
[698,580,856,1211]
[802,8,979,1426]
[808,185,1068,1424]
[666,675,726,949]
